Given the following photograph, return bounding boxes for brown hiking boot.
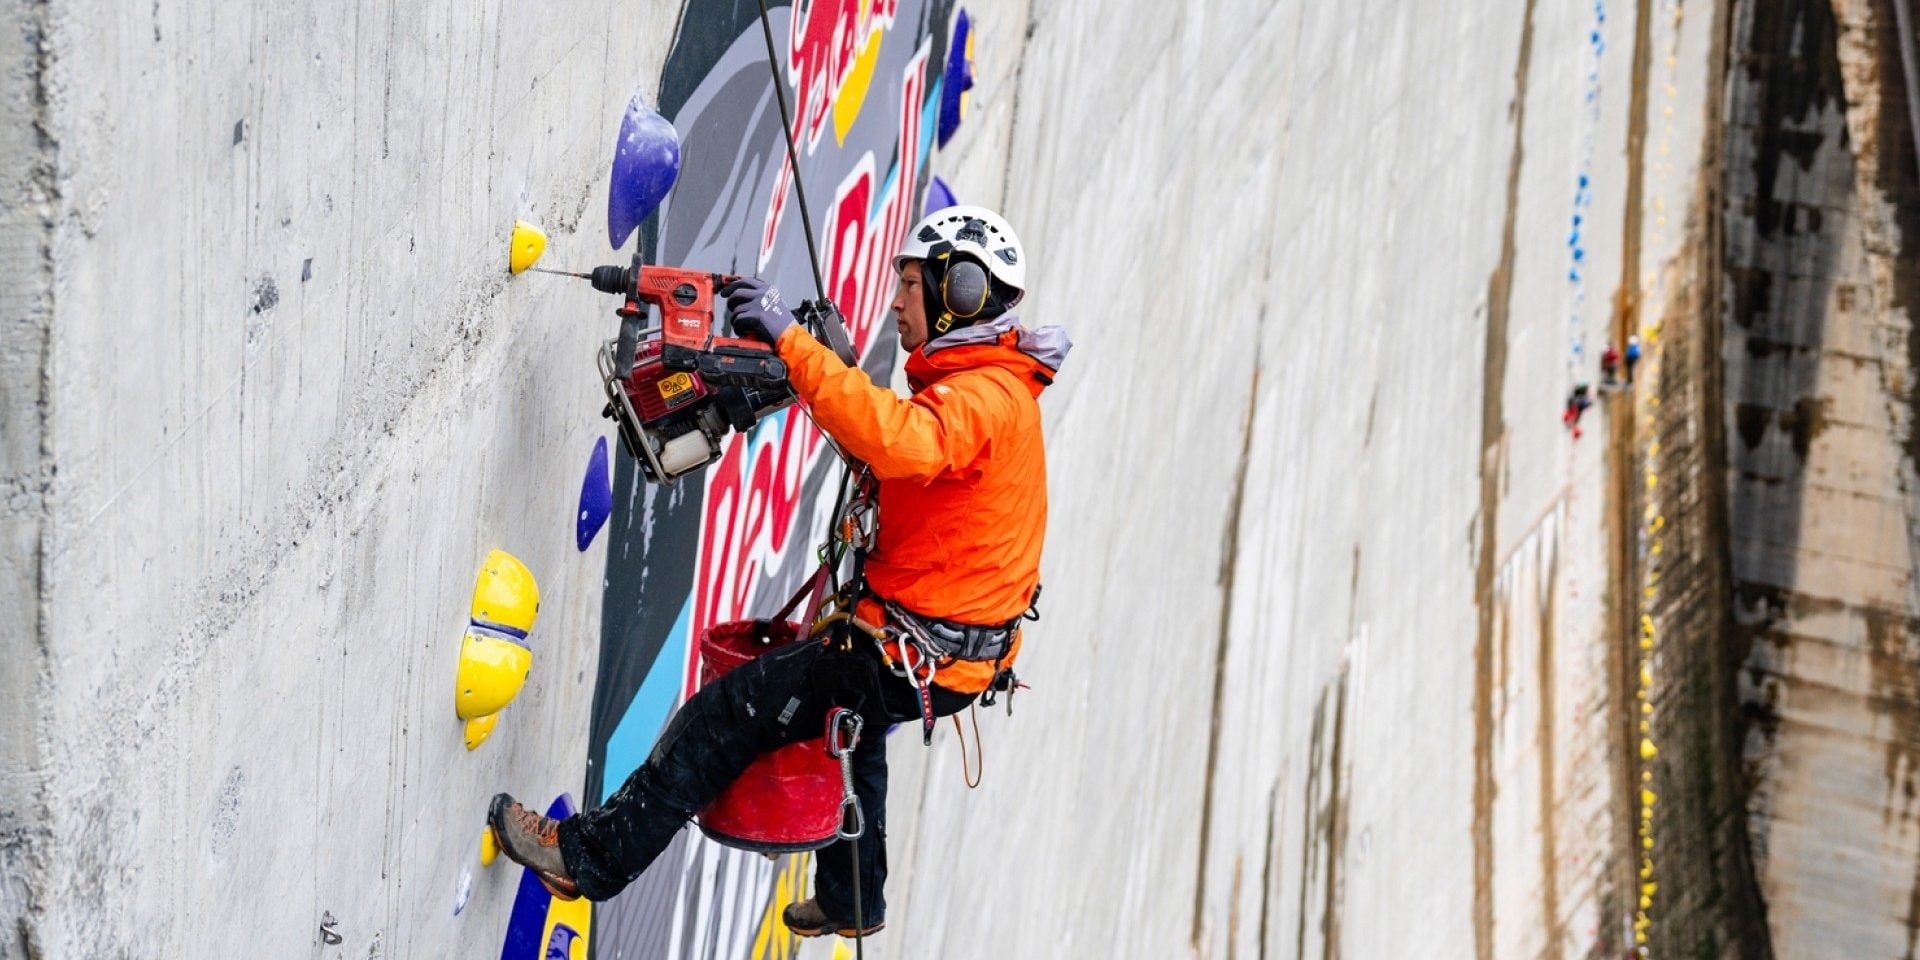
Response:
[782,898,884,938]
[488,793,581,900]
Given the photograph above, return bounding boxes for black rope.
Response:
[754,0,829,302]
[754,5,870,951]
[849,831,866,959]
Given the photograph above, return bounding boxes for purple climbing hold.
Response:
[607,92,681,250]
[545,925,582,960]
[938,10,974,149]
[577,436,612,551]
[925,176,957,216]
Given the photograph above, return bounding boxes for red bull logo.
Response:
[760,0,902,266]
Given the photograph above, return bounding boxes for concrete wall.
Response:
[1,0,683,954]
[10,0,1897,957]
[1719,0,1920,953]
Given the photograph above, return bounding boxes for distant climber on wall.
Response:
[1563,382,1593,438]
[487,206,1070,938]
[1625,334,1642,383]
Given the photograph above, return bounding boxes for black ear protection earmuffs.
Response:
[940,255,991,320]
[921,244,1008,337]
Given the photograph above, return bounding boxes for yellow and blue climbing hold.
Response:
[455,549,540,750]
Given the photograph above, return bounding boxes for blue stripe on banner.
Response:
[599,593,694,803]
[918,75,941,173]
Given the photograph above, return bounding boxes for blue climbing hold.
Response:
[577,436,612,551]
[608,91,681,250]
[938,10,974,148]
[925,175,957,215]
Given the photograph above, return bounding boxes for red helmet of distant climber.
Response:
[895,206,1027,333]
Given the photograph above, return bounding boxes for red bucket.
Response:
[695,619,845,853]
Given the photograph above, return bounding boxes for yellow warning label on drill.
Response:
[658,373,695,401]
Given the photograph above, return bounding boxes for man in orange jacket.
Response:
[489,206,1070,937]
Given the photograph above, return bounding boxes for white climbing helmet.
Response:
[894,205,1026,307]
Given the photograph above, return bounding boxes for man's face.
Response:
[890,261,930,352]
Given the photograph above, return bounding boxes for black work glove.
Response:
[720,277,796,346]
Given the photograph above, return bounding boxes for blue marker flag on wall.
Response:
[925,176,957,215]
[608,92,681,250]
[938,10,974,148]
[577,436,612,551]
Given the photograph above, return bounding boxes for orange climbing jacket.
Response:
[775,315,1070,694]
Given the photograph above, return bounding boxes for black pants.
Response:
[558,638,975,921]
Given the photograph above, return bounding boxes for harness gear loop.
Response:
[953,706,984,789]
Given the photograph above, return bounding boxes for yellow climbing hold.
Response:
[833,938,855,960]
[464,712,501,751]
[1642,787,1658,807]
[509,220,548,275]
[472,549,541,633]
[455,549,540,737]
[1640,737,1659,760]
[481,825,500,867]
[455,627,534,721]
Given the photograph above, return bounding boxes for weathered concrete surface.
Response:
[1719,0,1920,954]
[0,1,683,955]
[12,0,1901,956]
[0,0,57,953]
[880,0,1706,957]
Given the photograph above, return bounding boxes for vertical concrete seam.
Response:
[1473,0,1540,956]
[1605,0,1655,949]
[1189,361,1263,952]
[0,0,60,952]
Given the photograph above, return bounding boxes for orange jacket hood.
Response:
[905,314,1073,396]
